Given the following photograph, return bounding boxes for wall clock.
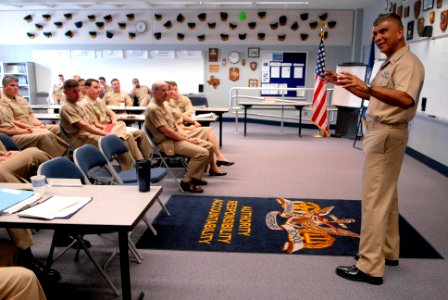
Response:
[228,51,241,64]
[136,21,147,33]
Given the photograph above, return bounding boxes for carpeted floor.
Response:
[136,195,442,259]
[26,123,448,300]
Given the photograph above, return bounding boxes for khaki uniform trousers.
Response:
[172,138,213,181]
[102,122,152,161]
[0,148,51,182]
[6,229,34,251]
[0,267,47,300]
[70,131,133,171]
[0,239,18,266]
[356,122,408,277]
[12,129,68,158]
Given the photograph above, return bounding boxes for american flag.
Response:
[311,36,329,137]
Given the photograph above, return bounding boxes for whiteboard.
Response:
[331,64,366,108]
[409,38,448,119]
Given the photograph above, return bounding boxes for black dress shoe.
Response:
[336,265,383,285]
[209,170,227,176]
[180,181,204,193]
[191,178,208,185]
[25,259,61,283]
[216,160,234,167]
[354,254,399,266]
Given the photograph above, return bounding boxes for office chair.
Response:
[0,133,21,151]
[188,94,209,107]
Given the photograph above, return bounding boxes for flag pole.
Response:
[311,24,329,138]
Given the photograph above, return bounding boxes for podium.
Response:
[333,106,359,139]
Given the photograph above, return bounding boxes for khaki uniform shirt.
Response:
[60,100,95,138]
[145,99,178,145]
[165,99,184,125]
[174,95,194,116]
[50,83,64,104]
[81,95,113,125]
[99,84,113,99]
[367,45,425,125]
[0,104,16,131]
[103,91,133,107]
[0,92,34,125]
[130,85,151,105]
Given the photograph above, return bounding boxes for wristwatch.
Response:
[365,83,372,94]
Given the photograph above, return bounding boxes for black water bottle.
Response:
[136,160,151,192]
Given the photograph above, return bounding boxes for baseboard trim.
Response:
[405,147,447,177]
[222,117,335,129]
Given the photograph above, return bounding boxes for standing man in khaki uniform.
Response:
[0,79,68,158]
[60,79,132,170]
[102,78,133,107]
[130,78,151,106]
[81,79,152,161]
[322,13,425,285]
[145,82,213,193]
[49,74,64,104]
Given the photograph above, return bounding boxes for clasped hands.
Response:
[320,70,368,91]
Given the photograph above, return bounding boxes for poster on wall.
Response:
[260,51,307,97]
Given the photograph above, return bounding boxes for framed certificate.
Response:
[423,0,434,11]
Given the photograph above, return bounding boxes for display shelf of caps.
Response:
[19,10,353,45]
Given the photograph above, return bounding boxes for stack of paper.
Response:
[194,113,215,120]
[18,196,92,220]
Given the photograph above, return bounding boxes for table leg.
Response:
[298,107,303,137]
[218,113,223,148]
[244,106,248,136]
[119,231,132,300]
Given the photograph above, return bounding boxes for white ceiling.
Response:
[0,0,380,11]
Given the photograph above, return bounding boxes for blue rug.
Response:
[136,195,442,258]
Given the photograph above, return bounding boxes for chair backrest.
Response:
[37,157,87,184]
[73,144,114,184]
[0,133,21,151]
[98,135,130,162]
[188,94,208,107]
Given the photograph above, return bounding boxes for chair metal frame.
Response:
[143,126,188,192]
[74,143,170,264]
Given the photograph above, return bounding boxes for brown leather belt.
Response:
[367,121,408,129]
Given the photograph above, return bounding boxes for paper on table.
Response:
[194,113,215,119]
[18,196,92,220]
[46,178,82,187]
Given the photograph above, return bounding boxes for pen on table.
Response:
[14,196,52,213]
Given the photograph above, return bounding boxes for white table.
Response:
[0,184,163,300]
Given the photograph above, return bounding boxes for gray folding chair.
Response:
[38,157,122,296]
[143,126,188,192]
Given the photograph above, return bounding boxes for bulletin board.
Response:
[260,51,307,97]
